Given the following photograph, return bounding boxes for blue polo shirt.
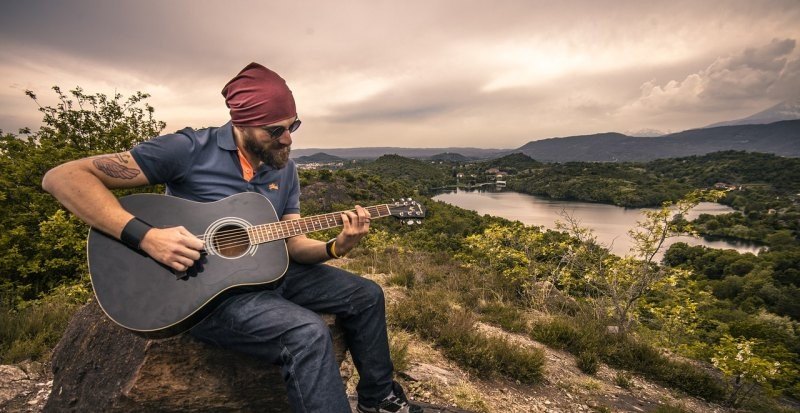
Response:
[130,121,300,217]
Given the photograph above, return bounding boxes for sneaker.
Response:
[356,381,423,413]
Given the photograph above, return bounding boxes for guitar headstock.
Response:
[387,198,426,225]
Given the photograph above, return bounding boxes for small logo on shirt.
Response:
[268,182,279,191]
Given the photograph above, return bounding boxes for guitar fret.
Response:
[243,202,422,247]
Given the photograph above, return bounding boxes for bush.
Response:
[388,330,412,373]
[529,317,606,357]
[577,351,600,375]
[606,336,726,401]
[528,318,726,402]
[652,404,691,413]
[614,371,633,389]
[391,289,545,384]
[0,282,90,363]
[477,300,529,333]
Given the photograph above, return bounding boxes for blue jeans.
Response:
[189,262,394,412]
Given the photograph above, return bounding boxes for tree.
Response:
[712,334,784,407]
[556,190,724,332]
[0,87,165,302]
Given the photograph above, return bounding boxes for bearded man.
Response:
[42,62,421,413]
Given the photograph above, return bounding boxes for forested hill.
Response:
[516,120,800,162]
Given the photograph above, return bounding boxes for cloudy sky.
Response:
[1,0,799,149]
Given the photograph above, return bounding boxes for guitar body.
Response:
[88,192,289,338]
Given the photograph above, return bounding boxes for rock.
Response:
[0,364,32,405]
[44,300,346,412]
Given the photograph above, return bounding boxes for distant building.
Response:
[713,182,738,190]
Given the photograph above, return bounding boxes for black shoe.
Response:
[356,381,423,413]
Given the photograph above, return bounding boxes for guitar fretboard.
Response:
[246,205,391,244]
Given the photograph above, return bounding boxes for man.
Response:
[42,62,422,413]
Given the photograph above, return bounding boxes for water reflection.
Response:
[432,188,762,259]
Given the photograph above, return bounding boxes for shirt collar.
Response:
[218,120,282,173]
[216,121,238,151]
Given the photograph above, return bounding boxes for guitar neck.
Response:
[247,205,392,244]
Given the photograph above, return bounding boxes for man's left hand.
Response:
[334,205,371,256]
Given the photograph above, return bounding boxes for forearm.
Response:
[283,207,371,264]
[42,153,148,239]
[286,236,331,264]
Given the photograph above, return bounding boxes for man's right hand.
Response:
[139,226,205,272]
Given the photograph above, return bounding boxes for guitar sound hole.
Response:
[212,225,250,258]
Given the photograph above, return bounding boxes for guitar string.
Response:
[192,205,407,250]
[204,209,388,249]
[189,205,391,241]
[199,206,422,251]
[199,213,423,252]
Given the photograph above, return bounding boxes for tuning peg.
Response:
[406,220,414,225]
[415,220,422,225]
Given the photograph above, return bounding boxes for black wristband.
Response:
[121,217,153,250]
[325,238,338,259]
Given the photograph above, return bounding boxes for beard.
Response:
[242,130,291,169]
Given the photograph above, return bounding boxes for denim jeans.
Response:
[189,262,394,413]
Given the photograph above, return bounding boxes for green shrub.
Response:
[653,404,692,413]
[439,310,545,384]
[577,351,600,375]
[606,336,726,401]
[391,289,545,384]
[388,330,412,373]
[614,371,633,389]
[478,300,529,333]
[386,268,415,288]
[529,317,606,356]
[0,282,89,363]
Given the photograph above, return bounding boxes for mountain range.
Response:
[291,101,800,163]
[705,99,800,128]
[515,120,799,162]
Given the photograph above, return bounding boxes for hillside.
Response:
[290,147,506,160]
[428,152,474,162]
[359,154,451,189]
[476,152,543,171]
[294,152,346,163]
[706,99,800,128]
[515,120,800,162]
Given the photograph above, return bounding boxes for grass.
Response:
[355,247,727,403]
[390,288,546,384]
[653,404,693,413]
[388,330,412,373]
[477,300,529,334]
[526,315,727,401]
[614,371,633,389]
[348,248,730,405]
[449,381,490,413]
[577,350,600,375]
[0,282,89,363]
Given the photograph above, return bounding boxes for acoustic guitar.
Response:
[87,192,425,338]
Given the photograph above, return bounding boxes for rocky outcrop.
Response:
[0,361,51,412]
[44,300,346,412]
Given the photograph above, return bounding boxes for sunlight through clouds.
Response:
[1,0,799,147]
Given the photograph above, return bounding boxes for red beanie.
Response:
[221,62,297,127]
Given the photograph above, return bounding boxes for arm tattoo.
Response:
[93,156,141,180]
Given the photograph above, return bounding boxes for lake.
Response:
[432,188,762,259]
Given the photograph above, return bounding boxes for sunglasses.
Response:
[262,118,301,139]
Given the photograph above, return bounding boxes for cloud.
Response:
[629,38,799,112]
[3,1,800,146]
